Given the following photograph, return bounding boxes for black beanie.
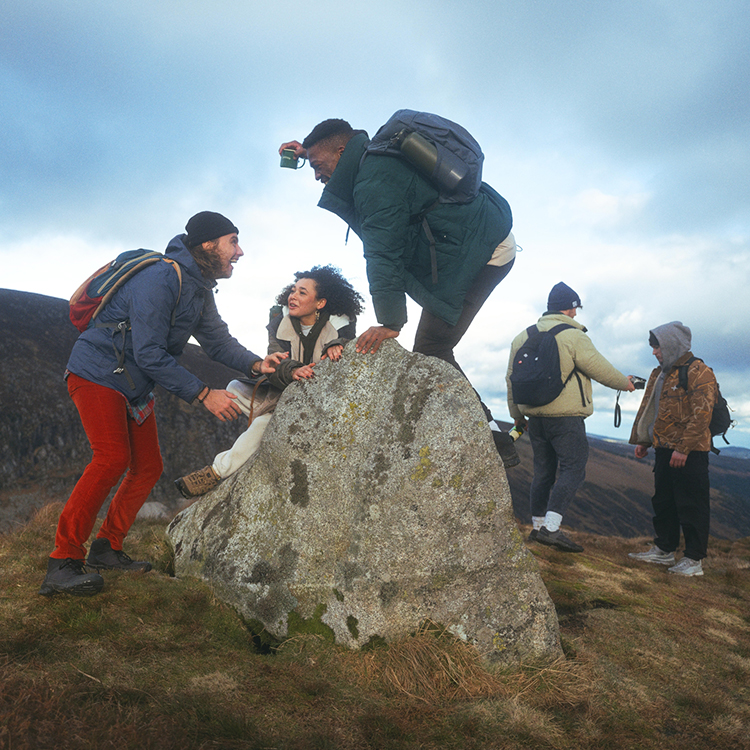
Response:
[185,211,239,248]
[649,331,660,348]
[547,282,582,312]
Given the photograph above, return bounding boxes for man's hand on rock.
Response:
[355,326,399,354]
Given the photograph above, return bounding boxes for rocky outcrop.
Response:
[167,340,562,665]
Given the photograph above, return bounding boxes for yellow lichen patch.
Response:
[492,632,507,651]
[411,446,432,481]
[449,474,462,489]
[476,499,497,517]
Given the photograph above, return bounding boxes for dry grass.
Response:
[1,503,750,749]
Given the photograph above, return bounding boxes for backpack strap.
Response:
[97,259,183,391]
[110,320,136,391]
[162,258,183,326]
[416,207,440,285]
[677,355,700,391]
[547,323,586,408]
[675,355,725,454]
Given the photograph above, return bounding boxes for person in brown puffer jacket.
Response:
[628,321,717,577]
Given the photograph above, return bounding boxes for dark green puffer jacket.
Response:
[318,132,513,329]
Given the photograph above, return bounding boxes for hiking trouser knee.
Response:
[53,374,162,559]
[413,259,514,420]
[528,416,588,519]
[213,413,273,479]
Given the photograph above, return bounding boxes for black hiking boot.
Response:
[492,430,521,469]
[39,557,104,597]
[537,526,584,553]
[87,538,152,572]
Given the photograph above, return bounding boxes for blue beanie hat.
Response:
[547,282,582,312]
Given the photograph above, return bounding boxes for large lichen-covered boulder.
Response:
[167,340,561,665]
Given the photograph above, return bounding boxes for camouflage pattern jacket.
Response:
[630,352,717,454]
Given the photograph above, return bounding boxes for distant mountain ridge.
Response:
[1,288,749,539]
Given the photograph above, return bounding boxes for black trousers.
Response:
[652,448,710,560]
[413,260,514,420]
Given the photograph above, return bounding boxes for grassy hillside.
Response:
[2,504,749,749]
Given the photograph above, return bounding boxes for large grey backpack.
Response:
[365,109,484,204]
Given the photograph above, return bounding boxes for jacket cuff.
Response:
[246,358,263,378]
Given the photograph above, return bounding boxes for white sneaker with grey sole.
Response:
[668,557,703,577]
[628,546,675,565]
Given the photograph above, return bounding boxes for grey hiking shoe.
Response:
[527,529,539,542]
[39,557,104,597]
[537,526,584,553]
[628,545,675,566]
[668,557,703,577]
[175,465,221,498]
[87,538,152,572]
[492,430,521,469]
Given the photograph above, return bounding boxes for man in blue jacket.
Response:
[280,118,519,466]
[40,211,286,597]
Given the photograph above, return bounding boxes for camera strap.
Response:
[614,391,623,428]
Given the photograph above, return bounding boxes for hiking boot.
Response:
[39,557,104,597]
[175,465,220,499]
[628,545,675,566]
[527,529,539,542]
[87,538,152,572]
[492,430,520,469]
[537,526,584,553]
[668,557,703,577]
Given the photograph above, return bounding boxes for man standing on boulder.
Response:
[279,117,520,467]
[628,322,717,577]
[506,282,635,553]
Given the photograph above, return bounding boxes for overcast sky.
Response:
[3,0,749,448]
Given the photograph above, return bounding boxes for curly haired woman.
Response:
[175,265,364,498]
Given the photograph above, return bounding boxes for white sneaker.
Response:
[628,546,675,565]
[668,557,703,577]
